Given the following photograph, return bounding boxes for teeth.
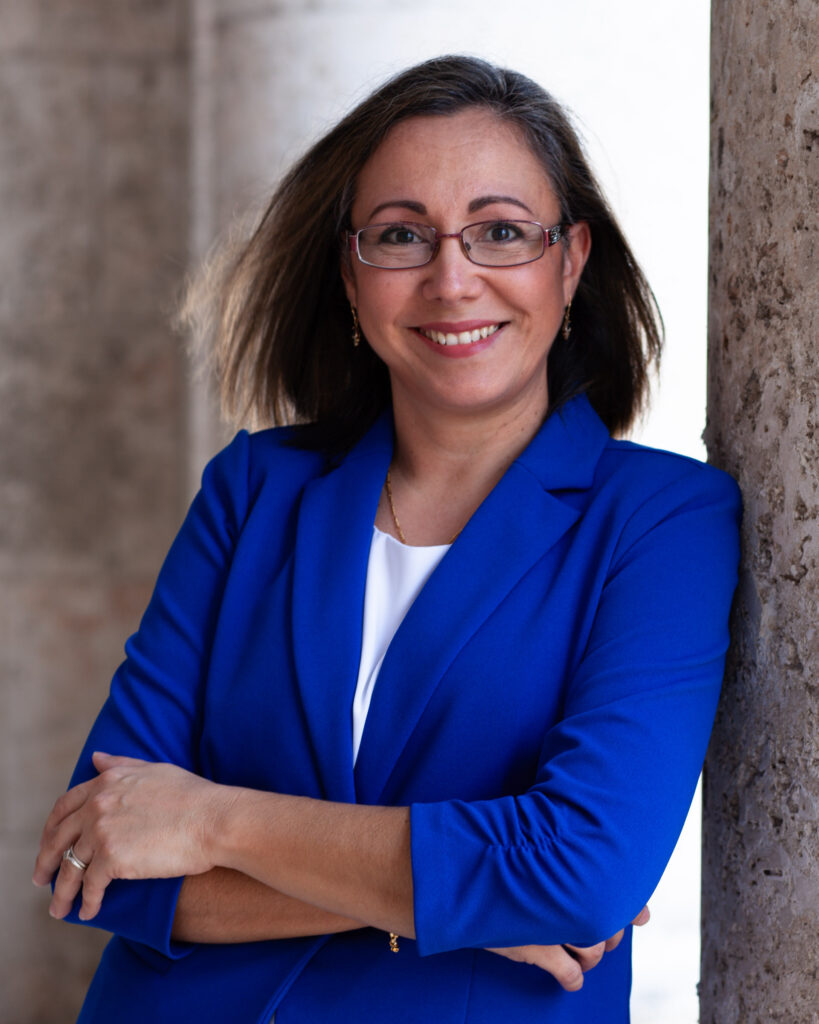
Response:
[421,324,502,346]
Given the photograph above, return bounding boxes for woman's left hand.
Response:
[33,753,231,922]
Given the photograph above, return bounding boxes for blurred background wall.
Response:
[5,1,814,1022]
[1,3,190,1019]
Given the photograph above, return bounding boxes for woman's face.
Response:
[342,108,590,428]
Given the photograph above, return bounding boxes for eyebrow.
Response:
[367,199,426,220]
[366,194,533,221]
[468,194,534,215]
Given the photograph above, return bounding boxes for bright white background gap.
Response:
[338,3,710,1020]
[252,1,709,1018]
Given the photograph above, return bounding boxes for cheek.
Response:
[356,275,415,324]
[529,264,567,309]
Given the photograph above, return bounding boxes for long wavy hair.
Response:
[185,55,662,454]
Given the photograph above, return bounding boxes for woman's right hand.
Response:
[487,905,650,992]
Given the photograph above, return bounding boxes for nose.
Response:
[421,234,482,304]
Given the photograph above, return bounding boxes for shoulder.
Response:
[206,424,326,485]
[245,424,327,482]
[590,438,742,560]
[596,437,741,508]
[198,425,328,534]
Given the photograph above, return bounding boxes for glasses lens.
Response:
[356,222,435,268]
[462,220,545,266]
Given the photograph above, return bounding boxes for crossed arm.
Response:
[33,752,646,992]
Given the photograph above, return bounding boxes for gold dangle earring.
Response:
[562,298,572,341]
[351,305,361,348]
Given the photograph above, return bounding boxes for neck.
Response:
[376,388,548,546]
[389,392,548,487]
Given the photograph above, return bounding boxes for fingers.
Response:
[33,755,145,887]
[49,842,92,919]
[91,751,148,772]
[485,945,584,992]
[600,905,651,954]
[34,755,158,922]
[485,905,653,994]
[562,941,606,973]
[77,861,111,921]
[632,905,651,927]
[33,788,93,887]
[46,838,112,922]
[535,947,584,991]
[603,905,650,952]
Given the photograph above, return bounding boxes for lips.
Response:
[417,322,505,346]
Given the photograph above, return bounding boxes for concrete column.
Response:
[702,1,818,1021]
[0,3,190,1021]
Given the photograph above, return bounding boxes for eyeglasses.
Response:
[348,219,565,269]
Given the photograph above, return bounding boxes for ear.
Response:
[340,251,358,307]
[562,221,591,304]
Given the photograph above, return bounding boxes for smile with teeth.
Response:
[419,324,503,346]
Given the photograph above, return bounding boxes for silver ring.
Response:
[62,845,89,872]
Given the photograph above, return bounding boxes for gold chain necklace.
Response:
[385,468,460,546]
[384,468,407,544]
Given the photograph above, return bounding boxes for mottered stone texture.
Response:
[703,1,818,1021]
[0,2,190,1020]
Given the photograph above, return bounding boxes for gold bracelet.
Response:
[388,932,400,953]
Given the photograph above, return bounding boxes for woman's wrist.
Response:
[208,785,280,877]
[206,784,251,872]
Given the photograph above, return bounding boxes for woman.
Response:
[34,56,740,1023]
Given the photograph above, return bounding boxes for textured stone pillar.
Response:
[702,1,818,1021]
[0,4,190,1021]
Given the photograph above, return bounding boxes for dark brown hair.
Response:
[194,55,662,453]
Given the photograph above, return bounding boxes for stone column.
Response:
[702,1,818,1021]
[0,4,190,1021]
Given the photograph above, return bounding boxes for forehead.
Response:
[352,108,557,222]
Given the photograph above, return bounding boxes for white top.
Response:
[351,527,451,764]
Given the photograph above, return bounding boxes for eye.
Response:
[377,223,426,245]
[480,221,525,243]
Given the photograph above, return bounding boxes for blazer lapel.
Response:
[353,396,609,805]
[290,414,392,802]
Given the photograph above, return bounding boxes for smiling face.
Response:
[342,107,590,433]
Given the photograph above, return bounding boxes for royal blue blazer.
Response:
[67,395,741,1023]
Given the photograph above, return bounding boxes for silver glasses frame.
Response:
[348,219,565,270]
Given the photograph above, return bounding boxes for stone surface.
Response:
[0,0,41,54]
[0,319,185,575]
[0,576,154,834]
[0,58,96,326]
[97,59,190,318]
[0,0,188,57]
[702,1,819,1021]
[0,56,189,328]
[0,2,191,1019]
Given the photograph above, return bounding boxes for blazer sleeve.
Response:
[59,430,251,959]
[410,463,741,955]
